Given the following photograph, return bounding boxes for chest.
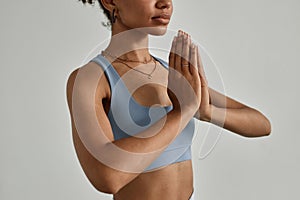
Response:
[104,62,172,112]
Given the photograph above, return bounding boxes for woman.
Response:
[66,0,271,199]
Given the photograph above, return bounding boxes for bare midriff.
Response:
[113,160,194,200]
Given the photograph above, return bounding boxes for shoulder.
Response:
[66,67,79,110]
[66,62,111,110]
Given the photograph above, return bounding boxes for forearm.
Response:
[106,108,194,166]
[99,108,195,193]
[201,105,271,137]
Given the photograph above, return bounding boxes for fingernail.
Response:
[178,30,181,36]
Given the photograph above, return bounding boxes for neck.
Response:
[104,25,152,62]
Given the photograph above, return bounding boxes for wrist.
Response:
[173,104,198,120]
[199,105,214,122]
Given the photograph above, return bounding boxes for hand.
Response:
[195,38,212,121]
[167,30,201,115]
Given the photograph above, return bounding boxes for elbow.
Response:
[251,109,272,137]
[103,180,123,195]
[93,171,124,195]
[264,118,272,136]
[95,183,121,195]
[247,117,272,138]
[259,114,272,137]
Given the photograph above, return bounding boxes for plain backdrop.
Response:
[1,0,299,199]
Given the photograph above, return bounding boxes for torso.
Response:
[70,59,194,200]
[113,161,193,200]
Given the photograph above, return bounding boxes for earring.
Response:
[111,9,117,23]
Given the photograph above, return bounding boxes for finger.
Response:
[169,36,177,71]
[178,29,183,36]
[181,33,190,74]
[196,46,208,85]
[189,43,198,76]
[175,35,183,72]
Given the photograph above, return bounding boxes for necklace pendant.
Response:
[148,75,152,79]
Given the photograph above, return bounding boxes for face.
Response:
[114,0,173,35]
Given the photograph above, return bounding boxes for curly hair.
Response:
[78,0,112,27]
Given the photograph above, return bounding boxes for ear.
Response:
[100,0,116,12]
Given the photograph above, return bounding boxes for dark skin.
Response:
[66,0,271,199]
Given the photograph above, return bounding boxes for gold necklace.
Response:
[101,50,157,79]
[102,50,153,63]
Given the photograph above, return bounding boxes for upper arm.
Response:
[66,63,114,143]
[208,87,250,109]
[66,64,118,192]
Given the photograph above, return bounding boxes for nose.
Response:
[156,0,172,10]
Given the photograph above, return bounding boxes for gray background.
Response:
[1,0,299,199]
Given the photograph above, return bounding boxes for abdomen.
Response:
[114,160,194,200]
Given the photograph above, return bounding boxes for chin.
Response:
[138,26,168,36]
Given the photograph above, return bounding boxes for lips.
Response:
[152,13,171,24]
[152,13,171,20]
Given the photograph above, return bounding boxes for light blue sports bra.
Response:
[90,54,195,172]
